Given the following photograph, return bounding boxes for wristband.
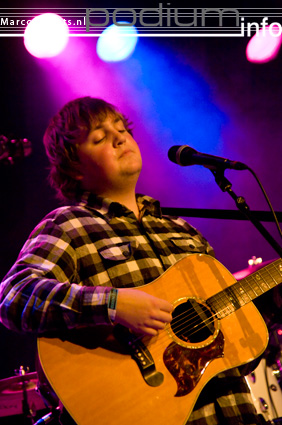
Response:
[107,288,118,324]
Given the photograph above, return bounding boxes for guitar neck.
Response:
[208,258,282,319]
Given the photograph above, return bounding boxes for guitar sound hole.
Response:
[171,299,215,343]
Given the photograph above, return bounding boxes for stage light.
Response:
[24,13,69,58]
[246,25,282,63]
[97,23,138,62]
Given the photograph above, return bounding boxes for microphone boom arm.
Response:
[161,208,282,222]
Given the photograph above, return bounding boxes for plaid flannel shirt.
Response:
[0,192,213,333]
[0,192,260,424]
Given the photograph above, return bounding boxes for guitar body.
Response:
[38,254,269,425]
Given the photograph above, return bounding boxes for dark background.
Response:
[0,0,281,395]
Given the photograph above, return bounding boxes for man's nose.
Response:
[113,131,126,147]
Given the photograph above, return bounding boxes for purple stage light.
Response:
[24,13,69,58]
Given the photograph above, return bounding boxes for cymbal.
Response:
[0,371,46,417]
[233,258,275,280]
[0,371,37,392]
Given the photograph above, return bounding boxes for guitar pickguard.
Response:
[163,330,224,396]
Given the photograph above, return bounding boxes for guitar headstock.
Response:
[0,135,32,165]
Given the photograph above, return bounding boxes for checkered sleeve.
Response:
[187,370,260,425]
[0,217,112,334]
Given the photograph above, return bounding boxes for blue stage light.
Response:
[97,23,138,62]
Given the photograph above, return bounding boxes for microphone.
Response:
[168,145,248,170]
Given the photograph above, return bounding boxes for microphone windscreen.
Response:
[167,145,181,163]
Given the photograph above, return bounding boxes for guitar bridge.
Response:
[113,325,164,387]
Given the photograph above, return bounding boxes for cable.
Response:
[246,166,282,240]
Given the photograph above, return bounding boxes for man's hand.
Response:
[114,288,173,336]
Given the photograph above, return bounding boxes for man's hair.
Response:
[43,96,132,202]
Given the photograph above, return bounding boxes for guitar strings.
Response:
[165,260,281,339]
[140,260,281,347]
[168,262,278,339]
[133,260,282,349]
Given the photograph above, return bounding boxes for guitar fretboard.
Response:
[207,258,282,319]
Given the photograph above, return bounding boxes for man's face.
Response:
[76,114,142,196]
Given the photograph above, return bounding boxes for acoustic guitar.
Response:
[38,253,282,425]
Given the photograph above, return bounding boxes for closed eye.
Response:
[92,137,105,144]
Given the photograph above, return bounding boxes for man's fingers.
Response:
[151,309,173,324]
[159,300,174,313]
[115,288,174,336]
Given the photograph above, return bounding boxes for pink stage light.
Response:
[246,25,282,63]
[24,13,69,58]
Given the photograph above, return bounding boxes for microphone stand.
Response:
[211,168,282,258]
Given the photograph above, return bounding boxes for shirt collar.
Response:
[77,192,162,221]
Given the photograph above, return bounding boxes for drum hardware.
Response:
[258,396,268,413]
[274,359,282,382]
[17,366,37,423]
[272,368,281,381]
[272,333,282,385]
[246,358,282,421]
[235,256,282,424]
[0,367,46,422]
[0,366,62,424]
